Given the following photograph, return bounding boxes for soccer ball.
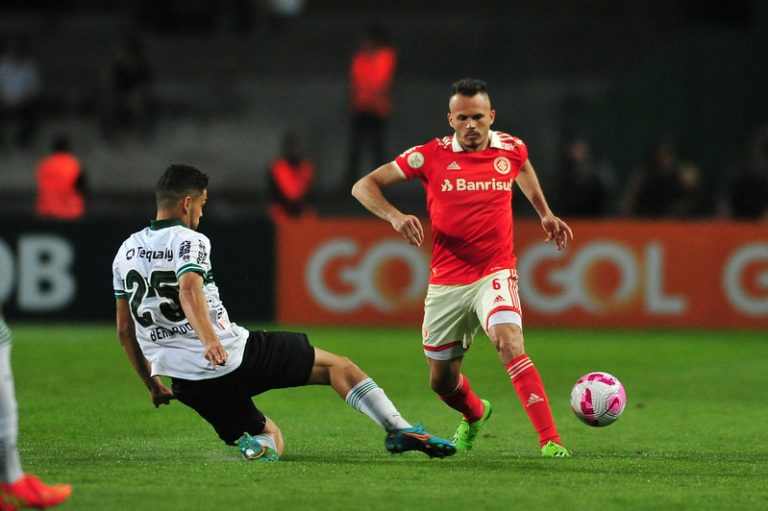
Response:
[570,372,626,427]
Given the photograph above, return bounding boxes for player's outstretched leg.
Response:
[384,424,456,458]
[489,323,570,457]
[309,348,456,458]
[506,353,570,457]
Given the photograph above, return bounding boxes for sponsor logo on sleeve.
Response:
[179,240,192,262]
[196,240,207,264]
[407,151,425,169]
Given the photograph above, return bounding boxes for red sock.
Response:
[506,354,561,447]
[439,374,485,423]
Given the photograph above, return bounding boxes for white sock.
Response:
[251,434,277,452]
[0,320,24,483]
[344,378,411,432]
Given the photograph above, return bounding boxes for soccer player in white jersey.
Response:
[0,305,72,510]
[112,164,455,461]
[352,79,573,457]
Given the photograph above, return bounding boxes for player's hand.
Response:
[542,214,573,250]
[148,377,175,408]
[203,340,228,370]
[391,213,424,247]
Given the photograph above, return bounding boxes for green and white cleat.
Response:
[236,433,280,462]
[541,441,571,458]
[452,399,492,452]
[385,424,457,458]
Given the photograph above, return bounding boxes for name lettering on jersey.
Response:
[494,157,512,175]
[125,247,173,262]
[441,178,513,192]
[149,322,194,342]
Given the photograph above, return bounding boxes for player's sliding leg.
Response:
[488,322,571,457]
[0,318,72,510]
[174,387,284,462]
[427,358,492,452]
[308,348,456,458]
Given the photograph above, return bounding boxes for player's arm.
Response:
[115,298,174,407]
[351,162,424,247]
[177,271,228,369]
[515,159,573,250]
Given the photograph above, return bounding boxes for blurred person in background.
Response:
[619,135,705,218]
[344,23,397,189]
[269,131,315,222]
[0,304,72,511]
[721,125,768,220]
[353,78,572,458]
[103,36,154,143]
[36,135,87,220]
[555,134,616,217]
[0,34,42,150]
[263,0,305,35]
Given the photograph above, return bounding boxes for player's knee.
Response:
[330,354,366,384]
[492,329,525,359]
[333,355,357,374]
[429,372,457,396]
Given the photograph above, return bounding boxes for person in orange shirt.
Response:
[269,132,315,222]
[345,24,397,189]
[35,135,87,220]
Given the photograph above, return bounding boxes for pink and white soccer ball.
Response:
[570,372,626,427]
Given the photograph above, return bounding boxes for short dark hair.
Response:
[155,164,209,210]
[451,78,489,98]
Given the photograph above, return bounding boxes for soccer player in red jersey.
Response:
[352,78,573,457]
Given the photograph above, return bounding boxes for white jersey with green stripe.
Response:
[112,219,247,380]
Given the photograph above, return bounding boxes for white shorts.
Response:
[421,268,522,361]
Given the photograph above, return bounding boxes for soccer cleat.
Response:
[385,424,456,458]
[540,441,571,458]
[0,474,72,511]
[236,433,280,462]
[452,398,492,452]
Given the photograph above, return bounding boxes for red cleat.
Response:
[0,474,72,511]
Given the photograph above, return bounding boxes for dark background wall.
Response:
[0,0,765,218]
[0,218,274,321]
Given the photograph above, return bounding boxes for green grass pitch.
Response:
[9,324,768,510]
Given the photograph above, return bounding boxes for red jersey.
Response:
[393,131,528,285]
